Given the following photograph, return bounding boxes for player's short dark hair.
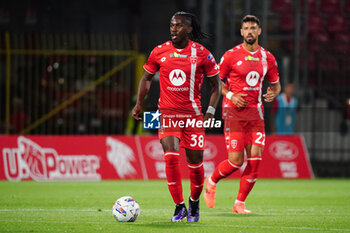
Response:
[172,11,209,42]
[241,15,261,27]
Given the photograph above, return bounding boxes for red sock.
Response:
[211,159,241,184]
[187,161,204,201]
[165,151,183,204]
[236,157,262,202]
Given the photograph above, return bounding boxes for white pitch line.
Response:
[0,219,349,232]
[194,223,350,232]
[1,208,350,216]
[0,219,116,225]
[0,208,111,212]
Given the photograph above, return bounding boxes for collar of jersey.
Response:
[171,40,193,52]
[241,43,260,55]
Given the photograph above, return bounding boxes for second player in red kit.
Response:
[204,15,281,213]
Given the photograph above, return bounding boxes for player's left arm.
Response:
[202,49,221,121]
[204,74,221,121]
[263,53,281,102]
[263,81,281,102]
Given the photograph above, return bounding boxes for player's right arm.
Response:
[221,82,248,108]
[219,51,248,108]
[132,47,159,120]
[132,71,154,120]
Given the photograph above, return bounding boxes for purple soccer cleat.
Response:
[187,197,199,222]
[171,203,187,222]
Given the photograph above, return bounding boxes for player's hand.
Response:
[230,93,248,108]
[203,113,214,129]
[263,87,277,102]
[131,104,142,120]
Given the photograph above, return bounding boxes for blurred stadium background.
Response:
[0,0,349,177]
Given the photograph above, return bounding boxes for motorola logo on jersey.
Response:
[246,71,260,87]
[169,69,186,86]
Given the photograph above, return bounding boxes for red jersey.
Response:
[144,40,219,115]
[219,44,279,120]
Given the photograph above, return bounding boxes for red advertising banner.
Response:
[0,135,313,181]
[260,135,314,178]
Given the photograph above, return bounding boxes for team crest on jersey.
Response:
[246,71,260,87]
[169,69,186,86]
[190,56,197,64]
[231,140,238,149]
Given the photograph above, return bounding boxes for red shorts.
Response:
[158,114,205,151]
[224,119,265,152]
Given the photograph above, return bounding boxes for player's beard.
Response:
[244,37,256,45]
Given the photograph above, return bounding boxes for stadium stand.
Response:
[310,31,330,52]
[326,14,349,33]
[308,14,325,32]
[301,0,318,13]
[272,0,293,13]
[332,32,350,53]
[279,14,295,32]
[320,0,341,14]
[346,0,350,13]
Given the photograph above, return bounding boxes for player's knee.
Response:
[160,137,179,152]
[228,157,243,166]
[246,172,258,179]
[250,145,263,157]
[228,153,244,166]
[186,156,202,164]
[161,143,177,152]
[250,151,262,157]
[186,153,203,165]
[184,148,203,164]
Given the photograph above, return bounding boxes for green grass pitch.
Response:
[0,179,349,233]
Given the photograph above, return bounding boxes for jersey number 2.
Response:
[255,132,265,145]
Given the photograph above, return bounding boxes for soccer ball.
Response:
[112,196,140,222]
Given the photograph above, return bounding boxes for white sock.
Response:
[235,200,245,205]
[208,176,217,186]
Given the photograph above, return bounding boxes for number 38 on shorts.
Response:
[189,134,205,149]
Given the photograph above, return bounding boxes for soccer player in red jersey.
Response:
[204,15,281,213]
[132,12,221,222]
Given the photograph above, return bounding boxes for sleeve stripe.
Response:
[143,65,156,75]
[269,78,280,84]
